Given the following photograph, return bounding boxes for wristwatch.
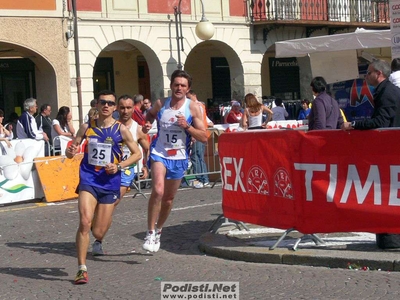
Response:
[185,123,192,130]
[117,164,122,171]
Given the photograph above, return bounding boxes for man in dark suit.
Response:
[342,59,400,130]
[342,59,400,249]
[35,103,52,155]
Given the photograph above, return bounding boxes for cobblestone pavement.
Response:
[1,185,400,299]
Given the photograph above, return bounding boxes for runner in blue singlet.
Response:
[66,90,142,284]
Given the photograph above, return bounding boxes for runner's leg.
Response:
[76,191,97,266]
[147,161,167,230]
[155,178,181,229]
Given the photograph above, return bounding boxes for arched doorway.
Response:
[92,40,163,102]
[185,40,244,124]
[0,42,57,119]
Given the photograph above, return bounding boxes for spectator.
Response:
[5,112,19,139]
[0,109,12,147]
[142,98,157,131]
[200,101,214,127]
[342,60,400,129]
[84,99,97,123]
[142,98,152,117]
[35,103,53,151]
[132,94,146,126]
[271,98,289,121]
[342,59,400,249]
[187,89,210,188]
[17,98,49,147]
[51,106,76,151]
[242,93,273,130]
[225,101,243,124]
[298,99,311,120]
[87,107,99,121]
[308,77,343,130]
[389,57,400,88]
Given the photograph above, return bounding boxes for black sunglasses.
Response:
[99,99,116,106]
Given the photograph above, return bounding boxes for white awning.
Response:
[275,28,391,58]
[274,28,391,83]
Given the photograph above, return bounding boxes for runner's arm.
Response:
[120,124,142,168]
[187,101,207,143]
[137,125,150,178]
[65,123,88,158]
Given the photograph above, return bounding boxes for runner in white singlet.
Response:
[141,70,207,253]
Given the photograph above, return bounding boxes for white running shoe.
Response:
[143,231,155,252]
[194,182,210,188]
[92,240,104,256]
[194,182,204,189]
[153,230,162,252]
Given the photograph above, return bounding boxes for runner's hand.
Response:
[66,143,78,158]
[176,114,190,129]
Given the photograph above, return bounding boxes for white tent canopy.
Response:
[275,28,391,58]
[274,28,391,83]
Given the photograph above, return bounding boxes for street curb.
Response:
[198,232,400,271]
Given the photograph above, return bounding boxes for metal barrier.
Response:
[129,143,147,199]
[51,136,73,156]
[44,140,52,157]
[186,127,223,187]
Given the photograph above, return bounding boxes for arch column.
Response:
[242,59,263,99]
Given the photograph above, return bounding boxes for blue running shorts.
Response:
[79,184,120,204]
[120,167,136,187]
[150,153,188,180]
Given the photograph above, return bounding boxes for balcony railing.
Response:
[249,0,389,24]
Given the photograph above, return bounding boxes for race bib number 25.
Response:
[88,142,112,166]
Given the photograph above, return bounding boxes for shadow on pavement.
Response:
[6,242,76,257]
[0,267,69,281]
[5,241,149,265]
[133,219,216,255]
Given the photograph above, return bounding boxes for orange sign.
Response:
[34,154,83,202]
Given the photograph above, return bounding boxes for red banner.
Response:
[219,129,400,234]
